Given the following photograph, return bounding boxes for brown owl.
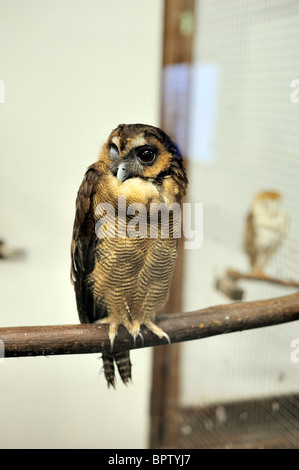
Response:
[244,191,287,274]
[71,124,188,387]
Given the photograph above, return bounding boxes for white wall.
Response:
[0,0,163,448]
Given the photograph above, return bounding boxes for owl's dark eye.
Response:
[136,146,156,165]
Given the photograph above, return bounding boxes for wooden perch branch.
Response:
[216,269,299,300]
[226,269,299,289]
[1,292,299,358]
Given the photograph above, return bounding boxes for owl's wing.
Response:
[71,164,103,323]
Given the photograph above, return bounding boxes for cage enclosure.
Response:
[150,0,299,449]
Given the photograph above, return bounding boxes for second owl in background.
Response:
[244,191,287,275]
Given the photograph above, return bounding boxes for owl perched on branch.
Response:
[244,191,287,274]
[71,124,188,387]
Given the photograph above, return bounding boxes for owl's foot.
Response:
[144,320,171,344]
[96,317,140,351]
[96,317,170,350]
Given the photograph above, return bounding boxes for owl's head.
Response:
[100,123,187,186]
[253,190,282,216]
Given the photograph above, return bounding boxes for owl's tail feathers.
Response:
[115,351,132,385]
[102,352,116,388]
[102,351,132,388]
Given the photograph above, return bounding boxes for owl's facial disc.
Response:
[114,145,157,183]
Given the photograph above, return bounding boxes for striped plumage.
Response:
[71,124,188,387]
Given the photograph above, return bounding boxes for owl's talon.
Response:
[95,318,119,352]
[162,331,171,344]
[133,331,144,347]
[138,332,144,347]
[109,333,115,352]
[132,331,145,347]
[131,321,141,347]
[108,324,120,352]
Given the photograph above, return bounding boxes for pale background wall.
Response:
[0,0,164,448]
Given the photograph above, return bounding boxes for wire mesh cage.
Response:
[151,0,299,449]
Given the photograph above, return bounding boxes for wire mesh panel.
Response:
[177,0,299,448]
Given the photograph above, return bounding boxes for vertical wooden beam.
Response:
[149,0,196,449]
[163,0,195,66]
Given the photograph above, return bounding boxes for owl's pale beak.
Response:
[117,162,128,183]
